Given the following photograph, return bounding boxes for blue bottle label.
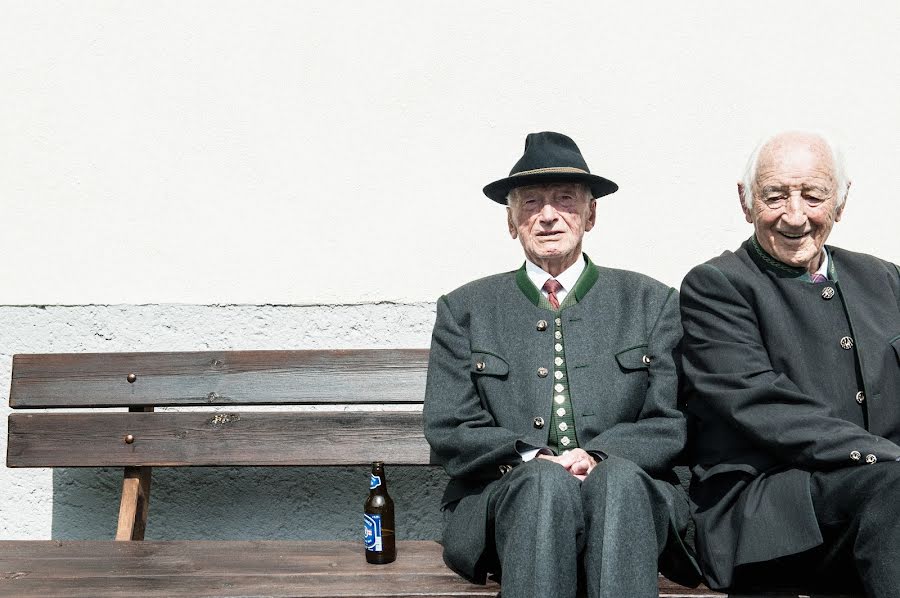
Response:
[369,474,382,490]
[364,513,383,551]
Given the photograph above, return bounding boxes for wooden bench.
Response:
[0,348,744,596]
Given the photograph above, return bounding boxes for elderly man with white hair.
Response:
[680,131,900,595]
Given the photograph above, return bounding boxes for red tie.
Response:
[542,278,563,310]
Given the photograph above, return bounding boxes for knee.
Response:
[588,455,643,483]
[582,456,655,501]
[506,458,581,501]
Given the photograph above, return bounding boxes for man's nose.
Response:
[781,194,807,227]
[539,202,558,222]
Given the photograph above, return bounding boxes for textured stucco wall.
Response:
[0,303,445,541]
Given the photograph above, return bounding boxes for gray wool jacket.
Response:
[423,256,687,507]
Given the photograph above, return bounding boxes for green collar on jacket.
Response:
[514,254,600,307]
[747,236,837,282]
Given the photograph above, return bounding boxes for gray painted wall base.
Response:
[0,303,443,541]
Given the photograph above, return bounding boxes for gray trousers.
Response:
[731,464,900,597]
[442,456,686,598]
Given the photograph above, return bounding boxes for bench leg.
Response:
[116,406,154,541]
[116,465,152,540]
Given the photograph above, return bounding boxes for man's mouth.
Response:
[537,231,563,237]
[777,231,810,240]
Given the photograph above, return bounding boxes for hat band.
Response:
[512,166,590,177]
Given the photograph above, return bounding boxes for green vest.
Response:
[514,257,600,454]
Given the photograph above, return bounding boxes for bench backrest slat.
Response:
[10,350,430,408]
[7,411,431,467]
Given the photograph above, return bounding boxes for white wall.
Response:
[2,2,898,305]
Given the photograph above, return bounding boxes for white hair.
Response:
[506,182,593,205]
[740,131,850,210]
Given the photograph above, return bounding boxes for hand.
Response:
[537,448,597,480]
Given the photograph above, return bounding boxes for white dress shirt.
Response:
[815,250,829,279]
[524,254,586,304]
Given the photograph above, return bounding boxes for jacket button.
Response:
[537,367,549,378]
[533,417,545,429]
[821,287,835,300]
[498,464,513,475]
[856,391,865,404]
[536,320,548,331]
[850,450,861,461]
[642,355,651,365]
[866,454,877,464]
[475,361,485,371]
[840,336,854,350]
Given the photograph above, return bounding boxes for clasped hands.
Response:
[537,448,597,481]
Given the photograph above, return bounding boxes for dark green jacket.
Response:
[681,238,900,589]
[423,258,686,513]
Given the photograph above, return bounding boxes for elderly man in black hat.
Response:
[424,132,699,597]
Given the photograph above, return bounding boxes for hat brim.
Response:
[483,171,618,204]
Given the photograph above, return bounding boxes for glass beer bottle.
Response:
[364,461,396,564]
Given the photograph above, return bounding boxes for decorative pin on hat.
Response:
[483,131,618,204]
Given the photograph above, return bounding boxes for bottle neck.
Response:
[369,471,387,493]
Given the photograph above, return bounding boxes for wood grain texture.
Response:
[9,350,430,408]
[8,411,432,467]
[0,540,731,597]
[115,466,151,541]
[0,540,501,597]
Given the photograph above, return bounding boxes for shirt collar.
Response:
[815,249,829,279]
[524,254,586,294]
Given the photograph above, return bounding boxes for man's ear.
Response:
[583,199,597,232]
[507,208,518,239]
[835,180,851,223]
[737,182,753,223]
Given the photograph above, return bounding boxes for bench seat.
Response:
[0,541,499,597]
[0,540,728,597]
[1,538,865,598]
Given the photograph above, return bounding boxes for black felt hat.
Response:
[483,131,618,204]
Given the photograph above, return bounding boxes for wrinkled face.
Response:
[741,134,845,274]
[507,183,596,270]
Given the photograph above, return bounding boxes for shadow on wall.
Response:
[51,466,448,540]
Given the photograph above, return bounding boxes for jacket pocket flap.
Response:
[891,335,900,364]
[615,345,650,371]
[471,352,509,376]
